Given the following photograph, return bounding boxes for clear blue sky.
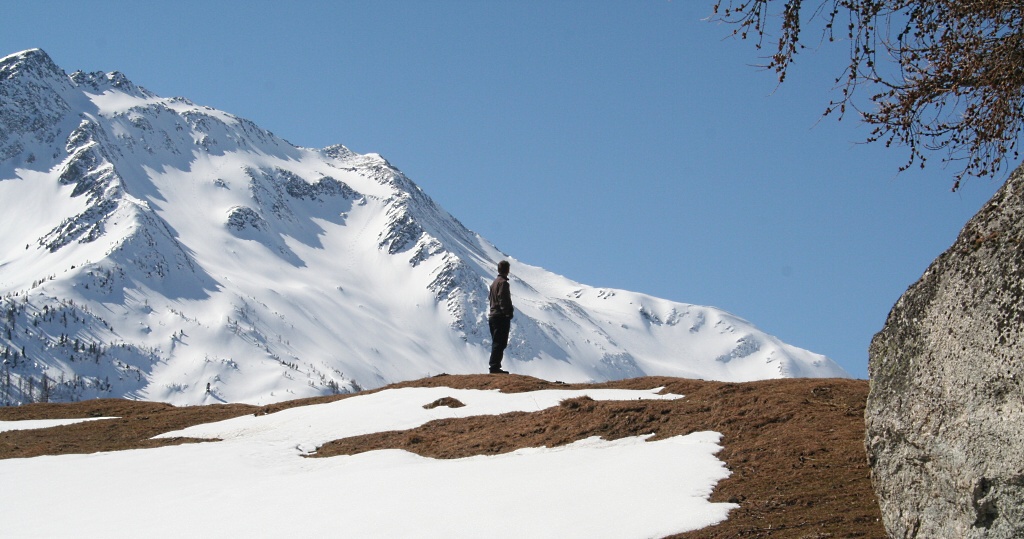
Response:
[4,1,1009,379]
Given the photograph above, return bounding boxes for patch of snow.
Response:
[0,416,114,433]
[0,386,737,538]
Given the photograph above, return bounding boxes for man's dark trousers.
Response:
[488,315,511,371]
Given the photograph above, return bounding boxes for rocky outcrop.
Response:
[866,164,1024,538]
[0,49,72,162]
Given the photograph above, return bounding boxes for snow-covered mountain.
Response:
[0,49,849,405]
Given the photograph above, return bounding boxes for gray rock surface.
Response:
[867,165,1024,538]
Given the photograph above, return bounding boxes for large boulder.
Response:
[867,165,1024,538]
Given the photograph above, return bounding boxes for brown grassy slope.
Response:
[0,375,885,538]
[0,399,259,457]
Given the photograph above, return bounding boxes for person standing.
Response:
[487,260,514,374]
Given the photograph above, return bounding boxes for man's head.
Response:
[497,260,510,276]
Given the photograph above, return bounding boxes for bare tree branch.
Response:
[711,0,1024,190]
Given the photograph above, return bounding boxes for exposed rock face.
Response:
[866,165,1024,538]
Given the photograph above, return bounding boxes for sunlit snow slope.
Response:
[0,49,849,405]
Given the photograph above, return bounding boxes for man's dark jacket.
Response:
[488,274,514,319]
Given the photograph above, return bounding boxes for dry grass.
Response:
[0,375,885,538]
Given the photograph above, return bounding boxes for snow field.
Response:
[0,386,737,538]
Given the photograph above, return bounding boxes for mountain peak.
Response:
[0,48,63,81]
[0,50,850,406]
[0,49,76,164]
